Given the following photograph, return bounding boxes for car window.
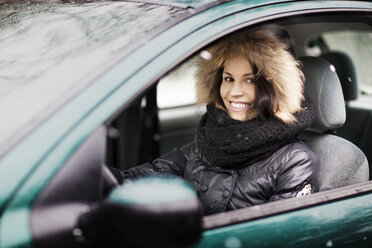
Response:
[0,0,185,149]
[322,31,372,89]
[157,58,198,109]
[307,31,372,108]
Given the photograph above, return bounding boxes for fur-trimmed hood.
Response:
[195,29,304,123]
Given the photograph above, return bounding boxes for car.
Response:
[0,0,372,247]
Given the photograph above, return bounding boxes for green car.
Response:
[1,0,372,247]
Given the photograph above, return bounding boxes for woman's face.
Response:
[220,56,256,121]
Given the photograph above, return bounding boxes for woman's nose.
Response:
[230,82,243,97]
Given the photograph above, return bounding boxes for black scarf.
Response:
[197,97,314,169]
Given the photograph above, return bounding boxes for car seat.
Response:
[320,51,372,179]
[320,51,358,104]
[300,56,369,190]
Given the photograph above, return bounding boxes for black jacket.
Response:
[123,140,319,215]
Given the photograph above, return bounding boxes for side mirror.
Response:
[77,176,203,247]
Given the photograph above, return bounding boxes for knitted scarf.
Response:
[197,97,314,169]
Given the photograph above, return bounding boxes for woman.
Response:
[114,29,319,215]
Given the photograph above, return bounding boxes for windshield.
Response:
[0,0,185,149]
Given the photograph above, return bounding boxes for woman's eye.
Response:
[246,78,254,84]
[224,77,234,82]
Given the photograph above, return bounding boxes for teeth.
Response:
[230,102,248,108]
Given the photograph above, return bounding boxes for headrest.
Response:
[320,52,358,102]
[300,56,346,132]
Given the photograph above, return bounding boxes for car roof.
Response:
[123,0,215,8]
[121,0,300,9]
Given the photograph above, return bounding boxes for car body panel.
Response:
[0,0,371,247]
[197,193,372,248]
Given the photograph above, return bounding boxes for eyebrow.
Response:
[223,71,254,77]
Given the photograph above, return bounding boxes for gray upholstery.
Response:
[320,52,358,102]
[300,56,369,190]
[303,132,369,190]
[321,52,372,180]
[301,56,346,132]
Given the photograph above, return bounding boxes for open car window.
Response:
[111,14,372,195]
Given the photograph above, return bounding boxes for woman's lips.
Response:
[229,101,249,111]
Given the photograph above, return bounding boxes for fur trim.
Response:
[195,30,304,123]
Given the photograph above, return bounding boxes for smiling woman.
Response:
[118,29,320,215]
[220,56,256,122]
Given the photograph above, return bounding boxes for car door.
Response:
[107,1,372,247]
[134,1,372,247]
